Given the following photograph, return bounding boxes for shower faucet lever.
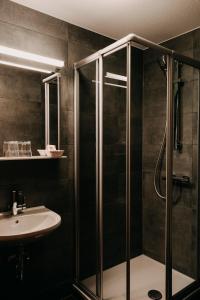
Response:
[161,175,191,186]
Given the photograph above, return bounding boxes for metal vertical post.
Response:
[126,43,131,300]
[74,67,80,281]
[99,55,103,300]
[165,55,173,300]
[57,74,61,150]
[45,82,50,147]
[198,71,200,281]
[43,72,61,149]
[95,58,101,297]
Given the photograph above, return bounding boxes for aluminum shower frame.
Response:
[73,33,200,300]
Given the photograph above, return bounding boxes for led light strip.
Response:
[105,72,127,82]
[0,45,64,68]
[0,60,51,74]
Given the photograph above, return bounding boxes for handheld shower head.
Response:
[157,55,167,77]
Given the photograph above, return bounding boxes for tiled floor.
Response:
[83,254,194,300]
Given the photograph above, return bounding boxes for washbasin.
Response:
[0,206,61,242]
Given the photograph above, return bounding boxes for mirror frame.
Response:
[43,72,61,150]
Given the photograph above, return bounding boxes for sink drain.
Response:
[148,290,162,300]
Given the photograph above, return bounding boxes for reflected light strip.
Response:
[92,80,127,89]
[0,60,51,74]
[105,72,127,82]
[0,45,64,67]
[104,82,127,89]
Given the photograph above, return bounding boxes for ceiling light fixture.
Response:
[0,60,52,74]
[0,45,64,68]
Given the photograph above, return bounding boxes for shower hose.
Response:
[153,124,167,200]
[154,56,182,202]
[153,124,182,204]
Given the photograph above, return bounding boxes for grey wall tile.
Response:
[172,206,197,277]
[181,63,197,82]
[68,23,113,52]
[192,112,198,145]
[193,28,200,50]
[143,87,166,117]
[143,61,166,91]
[142,144,163,172]
[181,113,193,145]
[192,79,199,113]
[68,41,93,67]
[173,145,193,177]
[0,0,68,41]
[0,20,68,61]
[181,80,195,114]
[143,116,166,145]
[163,31,194,53]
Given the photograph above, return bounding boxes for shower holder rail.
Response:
[162,174,192,187]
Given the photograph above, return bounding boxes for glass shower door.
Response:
[102,47,127,300]
[76,60,99,296]
[172,62,199,297]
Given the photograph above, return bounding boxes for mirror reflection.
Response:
[0,64,60,158]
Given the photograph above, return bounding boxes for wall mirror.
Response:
[0,63,61,159]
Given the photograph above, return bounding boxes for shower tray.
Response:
[83,255,194,300]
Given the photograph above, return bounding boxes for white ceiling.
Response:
[11,0,200,43]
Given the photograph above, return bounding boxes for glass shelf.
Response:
[0,156,67,161]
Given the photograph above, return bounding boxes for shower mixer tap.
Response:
[11,190,27,216]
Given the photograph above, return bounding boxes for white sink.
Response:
[0,206,61,242]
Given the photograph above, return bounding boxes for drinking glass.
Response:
[6,141,19,157]
[3,141,9,156]
[25,141,32,157]
[18,141,24,156]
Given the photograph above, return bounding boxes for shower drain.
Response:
[148,290,162,300]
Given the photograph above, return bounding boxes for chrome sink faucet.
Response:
[11,190,26,216]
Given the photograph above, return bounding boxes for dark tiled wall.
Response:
[143,30,200,278]
[0,0,113,299]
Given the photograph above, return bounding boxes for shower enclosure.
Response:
[74,34,200,300]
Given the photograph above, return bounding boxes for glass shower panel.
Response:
[141,49,167,300]
[172,62,199,295]
[102,47,127,300]
[78,61,98,295]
